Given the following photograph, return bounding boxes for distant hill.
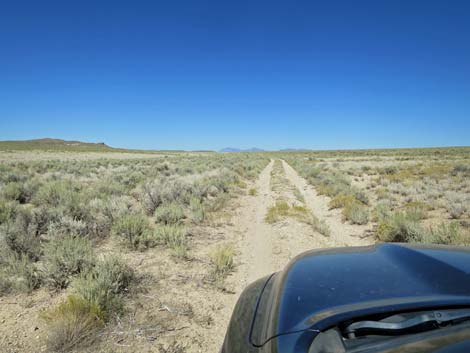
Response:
[220,147,265,152]
[0,138,118,152]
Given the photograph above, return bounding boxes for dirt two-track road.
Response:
[211,159,374,351]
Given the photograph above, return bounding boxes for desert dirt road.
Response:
[212,159,374,351]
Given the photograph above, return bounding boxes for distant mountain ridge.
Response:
[219,147,265,152]
[0,138,114,152]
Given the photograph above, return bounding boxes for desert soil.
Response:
[0,159,374,353]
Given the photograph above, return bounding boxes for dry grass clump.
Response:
[211,244,235,276]
[210,244,235,287]
[265,200,290,223]
[153,225,188,258]
[265,200,331,235]
[329,194,357,210]
[41,295,104,352]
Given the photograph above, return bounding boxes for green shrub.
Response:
[140,181,162,215]
[248,188,257,196]
[43,236,96,289]
[2,182,35,204]
[32,205,62,236]
[342,202,369,225]
[34,181,87,220]
[33,181,66,208]
[425,222,465,245]
[372,202,392,222]
[154,202,185,225]
[86,196,133,239]
[153,225,188,257]
[376,211,425,242]
[73,256,134,319]
[403,201,429,220]
[311,215,331,237]
[1,211,42,261]
[7,255,42,293]
[47,216,88,238]
[189,197,205,224]
[41,295,104,352]
[205,192,230,212]
[0,271,13,296]
[112,214,150,249]
[141,179,190,215]
[0,199,16,225]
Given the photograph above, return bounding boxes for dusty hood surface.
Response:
[252,243,470,349]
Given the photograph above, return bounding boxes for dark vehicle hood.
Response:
[251,243,470,349]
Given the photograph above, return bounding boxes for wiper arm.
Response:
[344,309,470,338]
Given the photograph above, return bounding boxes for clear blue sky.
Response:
[1,1,469,151]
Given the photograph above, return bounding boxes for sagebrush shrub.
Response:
[33,181,65,207]
[140,181,162,215]
[47,216,88,238]
[425,222,464,245]
[31,205,62,236]
[2,181,35,204]
[342,201,369,225]
[112,214,150,249]
[0,199,16,225]
[376,211,425,242]
[154,202,185,225]
[311,215,331,237]
[372,201,392,222]
[73,256,134,319]
[1,210,42,261]
[141,179,190,215]
[6,254,42,293]
[34,181,88,220]
[403,202,429,220]
[189,197,205,223]
[43,236,96,289]
[0,271,13,296]
[205,193,230,212]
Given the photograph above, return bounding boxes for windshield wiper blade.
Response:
[344,309,470,337]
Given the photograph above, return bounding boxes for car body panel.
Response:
[222,243,470,353]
